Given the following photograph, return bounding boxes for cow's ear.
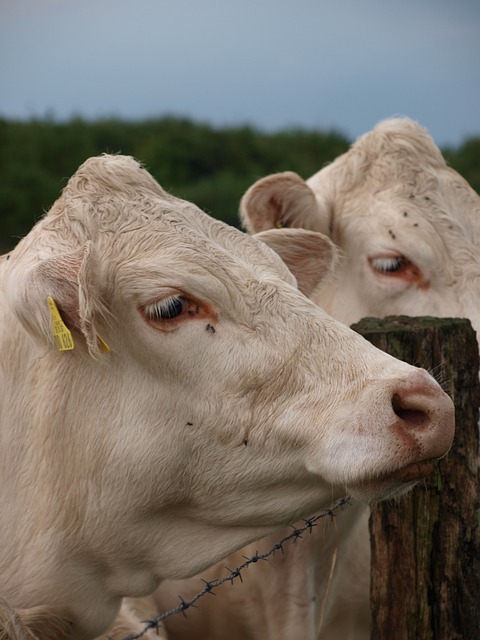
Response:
[8,242,107,357]
[240,172,331,236]
[255,228,337,297]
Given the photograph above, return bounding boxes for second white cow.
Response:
[148,118,477,640]
[0,153,454,640]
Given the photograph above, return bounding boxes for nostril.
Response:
[389,376,454,459]
[395,408,429,427]
[392,393,430,428]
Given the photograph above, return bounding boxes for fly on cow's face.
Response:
[206,324,216,334]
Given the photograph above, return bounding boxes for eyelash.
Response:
[370,256,405,273]
[144,295,190,322]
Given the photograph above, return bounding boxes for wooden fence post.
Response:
[351,316,480,640]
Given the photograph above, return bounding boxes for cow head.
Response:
[1,154,453,638]
[241,118,480,337]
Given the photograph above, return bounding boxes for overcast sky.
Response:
[1,0,479,147]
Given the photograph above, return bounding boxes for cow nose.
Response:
[392,392,430,427]
[390,374,455,459]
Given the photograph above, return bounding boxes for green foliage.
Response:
[0,116,478,252]
[0,116,351,250]
[443,136,480,196]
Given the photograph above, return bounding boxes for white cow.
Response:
[0,153,454,640]
[147,118,479,640]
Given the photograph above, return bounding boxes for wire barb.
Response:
[121,497,350,639]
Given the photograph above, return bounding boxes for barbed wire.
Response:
[119,496,351,640]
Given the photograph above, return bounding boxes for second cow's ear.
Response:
[8,242,107,357]
[240,172,331,237]
[255,228,338,297]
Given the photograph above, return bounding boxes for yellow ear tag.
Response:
[276,221,284,229]
[47,296,75,351]
[97,335,110,353]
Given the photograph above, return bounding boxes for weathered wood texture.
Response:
[352,316,480,640]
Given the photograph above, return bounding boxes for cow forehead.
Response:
[333,119,480,243]
[333,166,480,263]
[97,204,297,289]
[109,216,299,300]
[37,155,296,286]
[308,118,480,251]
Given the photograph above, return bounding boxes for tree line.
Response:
[0,116,479,251]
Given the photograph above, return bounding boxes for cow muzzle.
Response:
[353,370,455,502]
[389,372,455,462]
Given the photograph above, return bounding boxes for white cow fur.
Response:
[0,153,454,640]
[143,118,479,640]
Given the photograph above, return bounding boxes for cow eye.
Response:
[369,256,406,274]
[144,295,189,321]
[368,253,425,287]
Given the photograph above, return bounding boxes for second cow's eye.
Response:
[370,256,405,273]
[144,295,189,321]
[368,253,426,288]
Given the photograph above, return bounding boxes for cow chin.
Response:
[349,458,435,503]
